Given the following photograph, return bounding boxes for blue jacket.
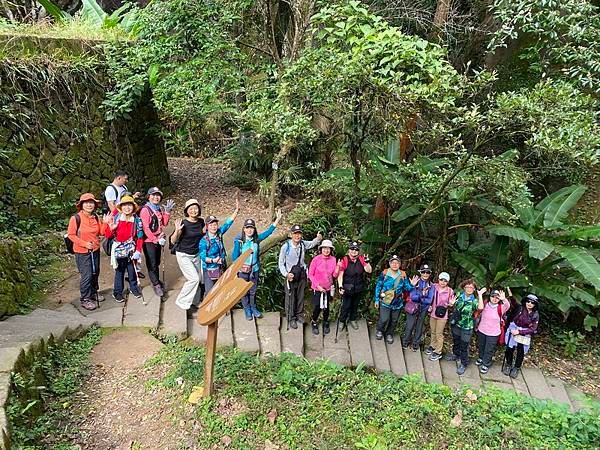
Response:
[374,269,413,310]
[199,218,233,270]
[410,278,435,311]
[231,224,276,273]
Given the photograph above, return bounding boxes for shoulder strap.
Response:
[74,214,81,237]
[296,241,304,266]
[110,184,118,197]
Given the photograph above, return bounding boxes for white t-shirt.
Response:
[104,184,127,205]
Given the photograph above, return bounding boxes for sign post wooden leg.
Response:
[203,322,218,397]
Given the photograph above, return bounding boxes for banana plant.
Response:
[453,185,600,331]
[38,0,137,32]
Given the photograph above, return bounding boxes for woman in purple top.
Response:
[503,293,540,379]
[475,289,510,374]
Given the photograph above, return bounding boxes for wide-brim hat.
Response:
[438,272,450,281]
[319,239,334,250]
[116,195,139,213]
[524,293,539,305]
[76,193,101,210]
[184,199,201,215]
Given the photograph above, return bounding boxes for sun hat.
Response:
[183,198,201,216]
[206,215,219,225]
[319,239,334,250]
[116,195,139,213]
[438,272,450,281]
[147,187,163,197]
[244,218,256,228]
[76,193,101,210]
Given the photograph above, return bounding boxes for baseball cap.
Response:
[419,264,432,273]
[147,187,163,197]
[244,218,256,228]
[206,215,219,225]
[389,255,400,263]
[490,289,500,297]
[438,272,450,281]
[290,224,303,233]
[349,241,360,250]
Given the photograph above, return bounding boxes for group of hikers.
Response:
[66,170,540,378]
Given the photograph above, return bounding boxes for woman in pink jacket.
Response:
[308,239,338,336]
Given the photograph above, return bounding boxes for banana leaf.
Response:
[528,239,555,260]
[487,225,532,243]
[452,252,487,286]
[489,236,508,272]
[80,0,107,27]
[38,0,70,22]
[391,203,420,222]
[543,185,586,228]
[556,246,600,290]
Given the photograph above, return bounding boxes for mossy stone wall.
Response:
[0,239,31,318]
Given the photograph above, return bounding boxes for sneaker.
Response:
[131,290,143,299]
[350,320,359,330]
[475,358,483,366]
[457,364,466,375]
[429,352,442,361]
[480,365,489,374]
[411,345,419,352]
[323,322,330,335]
[80,299,97,311]
[153,284,164,298]
[509,367,520,379]
[502,365,512,376]
[112,293,125,303]
[375,330,383,340]
[251,307,262,319]
[311,322,319,335]
[401,344,409,350]
[444,354,458,362]
[289,319,298,329]
[244,308,253,321]
[425,346,433,355]
[386,334,394,344]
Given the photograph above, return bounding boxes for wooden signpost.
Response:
[197,248,254,397]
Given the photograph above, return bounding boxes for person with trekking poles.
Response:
[445,279,485,375]
[307,239,338,335]
[140,187,174,298]
[103,195,144,303]
[427,271,454,361]
[374,255,419,344]
[232,208,283,320]
[279,225,323,329]
[199,199,240,296]
[337,241,372,330]
[475,288,510,374]
[503,293,540,379]
[403,263,435,351]
[66,193,106,311]
[171,199,205,312]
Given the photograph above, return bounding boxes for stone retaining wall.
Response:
[0,239,31,319]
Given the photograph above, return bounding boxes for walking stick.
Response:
[286,280,292,331]
[334,293,344,343]
[89,250,100,309]
[131,258,147,305]
[161,242,167,302]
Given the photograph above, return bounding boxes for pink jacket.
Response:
[139,204,170,244]
[308,254,338,291]
[478,298,510,336]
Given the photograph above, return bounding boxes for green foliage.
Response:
[558,331,586,358]
[7,327,103,448]
[148,344,600,449]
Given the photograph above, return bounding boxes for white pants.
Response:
[175,252,202,310]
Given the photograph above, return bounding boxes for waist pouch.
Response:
[206,267,223,281]
[404,301,419,315]
[434,305,447,318]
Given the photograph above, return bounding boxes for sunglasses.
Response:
[421,271,432,275]
[526,300,536,304]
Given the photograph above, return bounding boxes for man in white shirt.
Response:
[104,170,140,213]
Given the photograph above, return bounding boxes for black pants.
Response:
[339,291,361,322]
[75,250,100,301]
[477,330,498,367]
[451,325,473,366]
[143,242,162,286]
[505,343,525,368]
[311,291,330,323]
[377,306,401,336]
[285,276,306,322]
[402,309,427,348]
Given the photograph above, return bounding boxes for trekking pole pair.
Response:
[130,255,147,306]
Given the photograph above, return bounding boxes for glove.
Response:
[158,237,167,246]
[132,251,142,261]
[164,199,175,213]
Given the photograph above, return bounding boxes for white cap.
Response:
[438,272,450,281]
[319,239,334,250]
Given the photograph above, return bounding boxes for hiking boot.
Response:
[375,330,383,340]
[386,334,394,344]
[81,299,97,311]
[475,358,483,366]
[311,322,319,335]
[429,352,442,361]
[113,293,125,303]
[153,284,164,298]
[131,290,143,299]
[244,308,253,321]
[323,322,330,335]
[444,354,458,362]
[251,307,262,319]
[289,319,298,329]
[350,320,359,330]
[425,346,433,355]
[480,365,489,374]
[509,367,520,379]
[457,364,466,375]
[502,365,512,376]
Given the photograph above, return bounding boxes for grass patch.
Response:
[147,344,600,449]
[0,17,125,41]
[6,326,103,449]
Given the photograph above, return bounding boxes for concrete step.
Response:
[564,384,587,412]
[403,347,425,380]
[509,369,530,396]
[369,328,391,372]
[386,334,407,377]
[231,309,260,354]
[521,367,552,401]
[160,297,188,340]
[256,312,281,357]
[546,376,572,409]
[439,358,460,389]
[347,319,374,368]
[421,353,443,384]
[458,362,482,388]
[280,323,303,356]
[322,327,351,367]
[122,286,161,328]
[303,323,324,360]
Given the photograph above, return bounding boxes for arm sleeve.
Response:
[501,298,510,314]
[104,220,115,238]
[304,237,320,250]
[67,216,86,247]
[410,284,421,302]
[220,218,234,235]
[162,211,171,227]
[423,283,435,304]
[374,272,385,304]
[307,258,317,285]
[278,245,288,277]
[332,258,339,278]
[403,277,413,293]
[257,224,276,242]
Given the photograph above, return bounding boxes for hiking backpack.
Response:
[101,184,119,215]
[64,213,98,254]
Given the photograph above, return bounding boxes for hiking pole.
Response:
[89,249,99,309]
[334,293,344,343]
[286,280,291,331]
[132,258,147,306]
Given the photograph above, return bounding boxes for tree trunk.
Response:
[432,0,450,41]
[269,142,292,218]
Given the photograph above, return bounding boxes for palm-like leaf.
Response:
[502,273,531,288]
[38,0,70,22]
[487,225,532,242]
[528,239,555,260]
[543,185,586,228]
[556,246,600,290]
[555,225,600,241]
[391,204,420,222]
[452,252,487,286]
[80,0,107,27]
[489,236,508,273]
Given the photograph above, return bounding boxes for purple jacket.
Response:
[512,306,539,336]
[410,279,435,310]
